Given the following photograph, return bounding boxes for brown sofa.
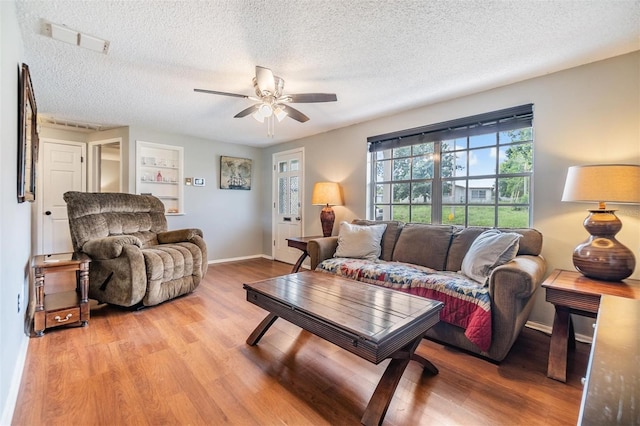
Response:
[307,220,546,362]
[64,191,208,307]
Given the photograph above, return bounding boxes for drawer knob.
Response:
[54,313,73,323]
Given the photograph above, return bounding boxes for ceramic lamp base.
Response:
[572,210,636,282]
[320,206,335,237]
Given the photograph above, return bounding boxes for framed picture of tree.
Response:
[220,156,252,190]
[17,63,38,203]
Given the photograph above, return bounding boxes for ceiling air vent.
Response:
[42,20,110,54]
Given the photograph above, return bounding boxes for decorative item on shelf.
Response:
[156,171,162,182]
[561,164,640,281]
[311,182,343,237]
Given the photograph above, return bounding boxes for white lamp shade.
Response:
[311,182,343,206]
[561,164,640,206]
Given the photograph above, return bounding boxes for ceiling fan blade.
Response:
[255,66,275,95]
[282,105,310,123]
[194,89,248,99]
[234,104,259,118]
[286,93,337,103]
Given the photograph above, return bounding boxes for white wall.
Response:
[37,124,266,262]
[262,51,640,338]
[1,2,32,423]
[127,127,265,261]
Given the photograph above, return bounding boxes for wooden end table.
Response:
[33,252,91,336]
[244,272,443,426]
[542,269,640,382]
[286,236,322,273]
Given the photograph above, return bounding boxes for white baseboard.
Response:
[207,254,272,264]
[207,254,312,268]
[525,320,593,344]
[1,334,29,426]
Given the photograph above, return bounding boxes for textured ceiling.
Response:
[15,0,640,147]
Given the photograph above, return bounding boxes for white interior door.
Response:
[40,140,85,254]
[273,148,304,264]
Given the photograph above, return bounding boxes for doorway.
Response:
[88,138,122,192]
[37,139,86,254]
[272,148,305,265]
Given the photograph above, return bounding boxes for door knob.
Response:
[45,211,52,215]
[295,217,301,221]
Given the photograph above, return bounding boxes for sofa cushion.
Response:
[334,222,388,261]
[460,229,522,285]
[446,226,544,271]
[446,227,486,272]
[352,219,404,261]
[392,223,455,270]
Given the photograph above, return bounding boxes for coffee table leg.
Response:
[361,336,437,426]
[410,353,438,375]
[246,313,279,346]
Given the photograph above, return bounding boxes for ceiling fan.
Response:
[194,66,337,136]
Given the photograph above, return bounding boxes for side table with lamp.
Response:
[544,164,640,383]
[561,164,639,282]
[285,182,343,274]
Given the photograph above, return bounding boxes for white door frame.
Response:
[271,147,305,260]
[88,137,123,192]
[36,138,86,255]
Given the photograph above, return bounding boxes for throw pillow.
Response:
[334,222,388,261]
[460,229,522,285]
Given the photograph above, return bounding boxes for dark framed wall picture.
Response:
[220,156,252,190]
[17,63,38,203]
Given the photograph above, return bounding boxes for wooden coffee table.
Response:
[244,271,444,426]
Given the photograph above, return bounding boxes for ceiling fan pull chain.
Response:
[267,115,274,138]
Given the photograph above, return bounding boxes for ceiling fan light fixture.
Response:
[258,103,273,118]
[274,106,287,122]
[194,65,337,136]
[252,110,265,123]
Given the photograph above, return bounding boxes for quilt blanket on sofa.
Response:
[317,258,492,351]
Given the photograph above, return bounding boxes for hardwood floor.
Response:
[12,258,589,425]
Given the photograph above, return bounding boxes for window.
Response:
[368,105,533,227]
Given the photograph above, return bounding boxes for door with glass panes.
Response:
[272,149,304,264]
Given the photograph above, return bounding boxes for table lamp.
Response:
[311,182,343,237]
[561,164,640,281]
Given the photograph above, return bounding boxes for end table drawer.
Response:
[545,288,600,313]
[45,307,80,328]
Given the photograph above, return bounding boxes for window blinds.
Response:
[367,104,533,153]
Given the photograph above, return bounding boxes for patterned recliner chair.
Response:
[63,191,208,307]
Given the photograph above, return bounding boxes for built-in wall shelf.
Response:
[136,141,184,215]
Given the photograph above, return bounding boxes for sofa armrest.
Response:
[484,254,546,360]
[489,255,546,299]
[308,237,339,270]
[82,235,142,260]
[157,228,203,244]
